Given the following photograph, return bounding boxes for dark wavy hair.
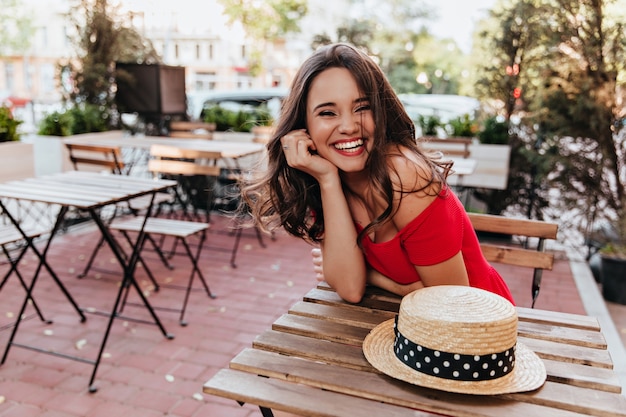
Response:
[242,43,450,244]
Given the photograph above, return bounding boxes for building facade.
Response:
[1,0,351,119]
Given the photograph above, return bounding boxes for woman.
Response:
[243,43,514,305]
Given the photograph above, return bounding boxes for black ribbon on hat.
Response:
[393,316,516,381]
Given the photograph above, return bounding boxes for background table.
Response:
[204,283,626,417]
[63,132,266,172]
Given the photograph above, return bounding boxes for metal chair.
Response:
[106,144,223,325]
[0,223,51,325]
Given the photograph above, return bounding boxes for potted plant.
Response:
[445,113,478,138]
[416,114,442,137]
[598,198,626,305]
[0,106,35,181]
[0,106,23,143]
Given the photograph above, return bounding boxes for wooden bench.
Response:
[419,136,472,158]
[168,121,216,139]
[467,212,559,307]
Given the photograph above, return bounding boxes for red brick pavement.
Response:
[0,214,593,416]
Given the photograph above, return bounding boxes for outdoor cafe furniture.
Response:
[0,171,177,392]
[203,283,626,417]
[62,131,266,176]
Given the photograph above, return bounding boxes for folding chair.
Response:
[66,143,126,174]
[211,167,272,268]
[65,142,171,278]
[148,144,222,223]
[168,121,216,140]
[105,145,223,325]
[0,224,51,325]
[109,217,214,326]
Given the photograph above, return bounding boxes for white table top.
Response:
[0,171,176,209]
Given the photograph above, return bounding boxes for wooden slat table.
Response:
[204,284,626,417]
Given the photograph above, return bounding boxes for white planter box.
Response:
[22,134,72,176]
[0,141,35,182]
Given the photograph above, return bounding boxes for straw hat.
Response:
[362,285,546,395]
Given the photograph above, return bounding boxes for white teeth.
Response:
[334,139,363,150]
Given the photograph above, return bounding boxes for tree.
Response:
[217,0,308,76]
[0,0,34,56]
[309,1,465,95]
[472,0,626,248]
[61,0,160,125]
[525,0,626,245]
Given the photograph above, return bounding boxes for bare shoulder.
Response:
[386,145,434,190]
[386,145,440,228]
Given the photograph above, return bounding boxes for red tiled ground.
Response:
[0,213,617,416]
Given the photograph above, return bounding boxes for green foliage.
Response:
[600,242,626,259]
[478,117,509,144]
[218,0,308,41]
[416,115,442,136]
[37,104,108,136]
[470,0,626,234]
[203,105,273,132]
[67,104,108,134]
[0,106,23,142]
[446,114,477,137]
[61,0,160,127]
[38,111,74,136]
[0,0,34,56]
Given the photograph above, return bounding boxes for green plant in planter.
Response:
[0,106,23,142]
[38,110,74,136]
[478,116,509,145]
[598,203,626,260]
[37,104,108,136]
[203,105,274,132]
[597,198,626,304]
[417,114,441,136]
[446,114,477,137]
[67,104,108,134]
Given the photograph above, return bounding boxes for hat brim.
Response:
[363,318,547,395]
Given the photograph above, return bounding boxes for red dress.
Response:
[359,190,515,304]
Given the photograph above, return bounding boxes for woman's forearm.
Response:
[367,267,424,296]
[318,177,367,303]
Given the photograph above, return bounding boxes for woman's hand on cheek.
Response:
[281,129,337,181]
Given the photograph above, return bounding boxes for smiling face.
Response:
[305,67,375,175]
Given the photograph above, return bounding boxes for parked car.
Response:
[398,94,480,123]
[187,88,289,122]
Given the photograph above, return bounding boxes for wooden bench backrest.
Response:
[65,143,125,174]
[419,137,472,158]
[148,144,221,177]
[169,121,216,140]
[467,212,559,307]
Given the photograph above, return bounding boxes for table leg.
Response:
[259,407,275,417]
[1,205,87,365]
[0,204,86,318]
[1,244,48,323]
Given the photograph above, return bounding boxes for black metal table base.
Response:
[0,195,175,393]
